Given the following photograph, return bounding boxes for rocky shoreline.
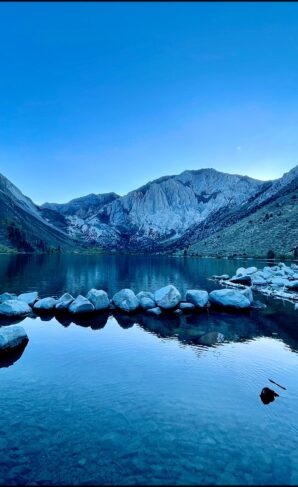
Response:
[1,262,297,355]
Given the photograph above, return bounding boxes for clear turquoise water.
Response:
[0,254,297,485]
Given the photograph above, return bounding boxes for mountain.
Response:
[41,168,263,251]
[0,164,297,258]
[0,173,79,252]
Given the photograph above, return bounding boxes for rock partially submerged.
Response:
[69,295,94,314]
[0,300,32,317]
[18,291,38,306]
[154,285,181,310]
[137,291,156,310]
[179,302,196,311]
[86,289,110,310]
[0,292,17,303]
[112,289,139,312]
[55,293,75,311]
[33,297,57,312]
[209,289,251,309]
[185,290,209,308]
[0,325,28,354]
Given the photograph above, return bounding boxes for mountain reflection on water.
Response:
[2,300,298,370]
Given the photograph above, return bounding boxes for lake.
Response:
[0,254,297,485]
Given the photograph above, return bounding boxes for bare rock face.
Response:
[112,289,139,312]
[185,290,209,308]
[0,300,31,317]
[56,293,75,311]
[69,295,94,314]
[209,289,251,309]
[86,289,110,310]
[0,325,29,353]
[154,285,181,310]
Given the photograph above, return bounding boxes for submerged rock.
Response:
[0,299,31,317]
[86,289,110,310]
[69,295,94,314]
[137,291,156,310]
[146,307,162,316]
[0,325,28,354]
[33,297,57,312]
[154,285,181,310]
[112,289,139,312]
[185,290,209,308]
[199,331,225,346]
[260,387,279,405]
[55,293,75,311]
[209,289,251,309]
[18,291,38,306]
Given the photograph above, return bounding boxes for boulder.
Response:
[241,287,254,304]
[18,291,38,306]
[245,267,258,275]
[33,297,57,312]
[209,289,251,309]
[185,290,209,308]
[0,293,17,303]
[137,291,156,310]
[154,285,181,310]
[269,277,289,287]
[179,302,196,311]
[86,289,110,310]
[0,325,28,354]
[69,295,94,314]
[0,299,31,317]
[55,293,75,311]
[236,267,246,276]
[285,280,298,289]
[112,289,139,312]
[230,275,252,286]
[251,276,267,286]
[291,263,298,271]
[212,274,229,280]
[146,307,162,316]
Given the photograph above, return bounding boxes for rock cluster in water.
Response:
[212,262,298,307]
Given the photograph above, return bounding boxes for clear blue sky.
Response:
[1,2,298,204]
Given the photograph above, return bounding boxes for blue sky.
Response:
[0,2,298,204]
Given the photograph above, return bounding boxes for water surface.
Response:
[0,254,297,485]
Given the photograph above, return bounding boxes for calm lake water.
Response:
[0,254,297,485]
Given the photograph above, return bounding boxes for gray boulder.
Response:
[33,297,57,312]
[18,291,38,306]
[0,293,17,303]
[212,274,229,280]
[241,287,254,304]
[230,275,252,286]
[185,290,209,308]
[209,289,251,309]
[55,293,75,311]
[0,299,31,317]
[69,295,94,314]
[269,277,289,287]
[0,325,28,353]
[137,291,156,310]
[236,267,246,276]
[112,289,139,312]
[146,307,162,316]
[154,285,181,310]
[245,267,258,275]
[286,280,298,289]
[86,289,110,310]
